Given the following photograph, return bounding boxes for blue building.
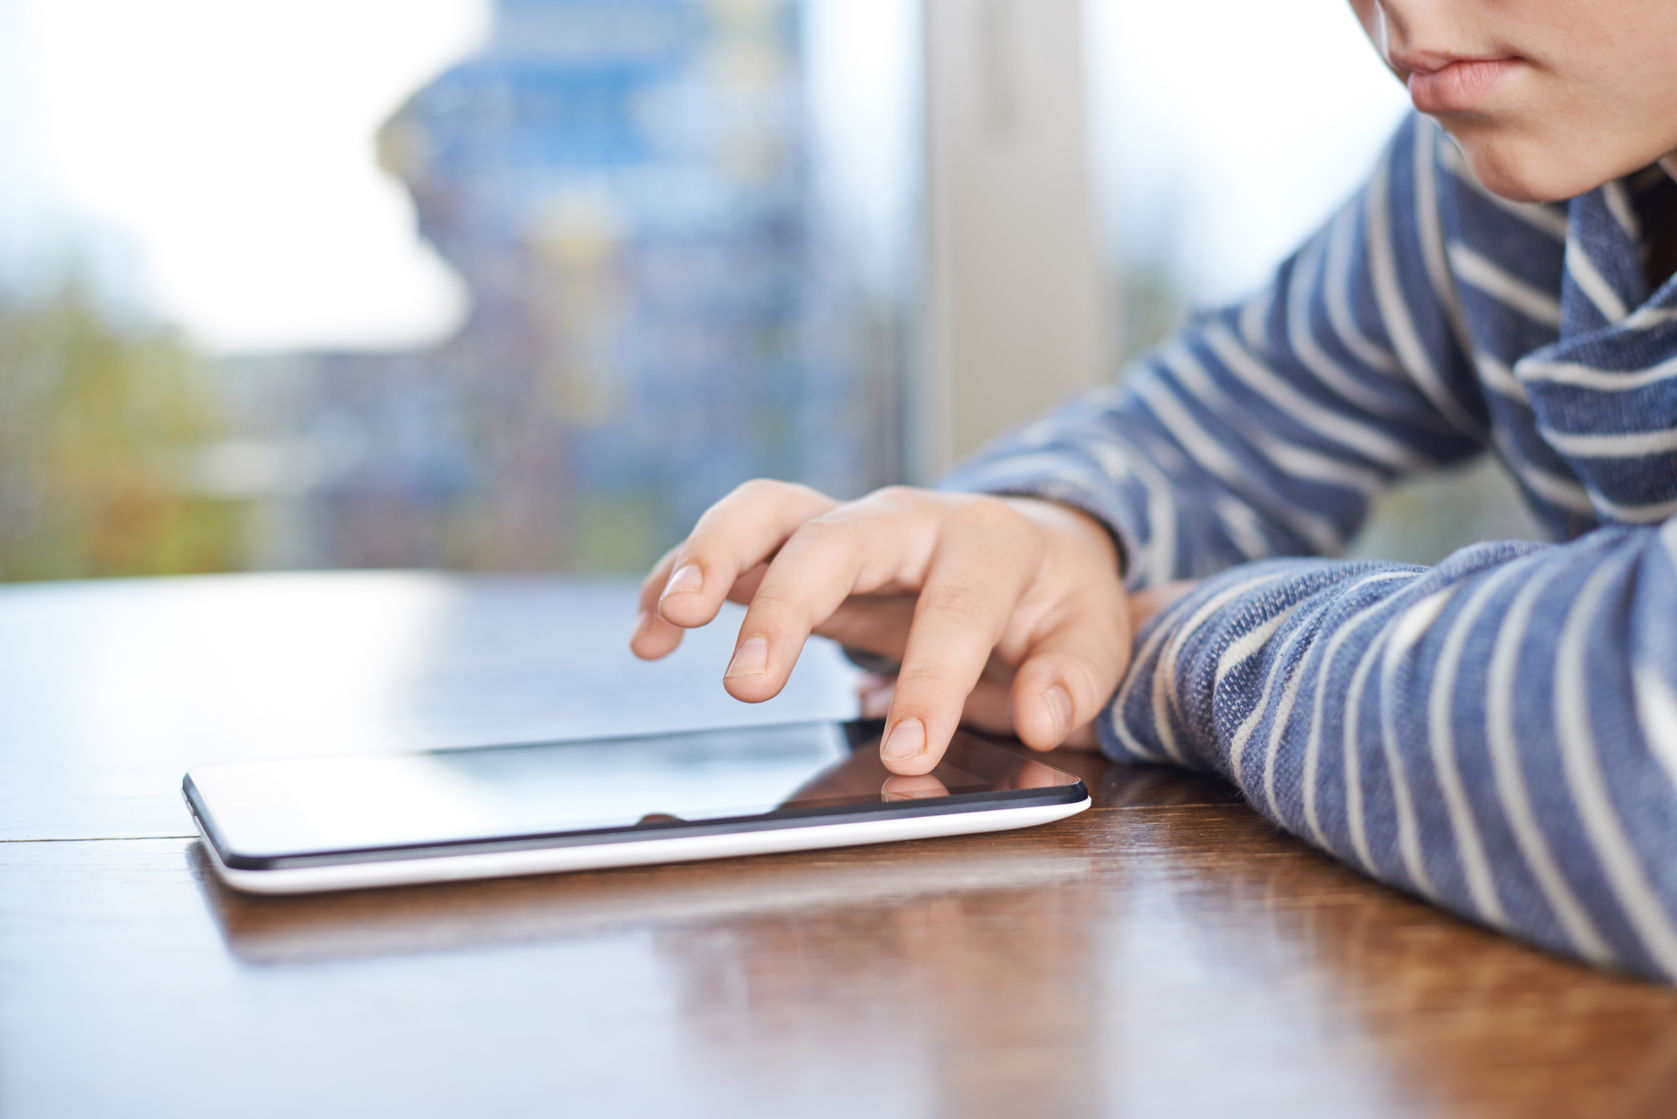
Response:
[218,0,900,572]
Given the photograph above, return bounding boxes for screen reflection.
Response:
[189,720,1076,859]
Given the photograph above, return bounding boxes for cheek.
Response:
[1481,10,1677,196]
[1440,42,1677,203]
[1563,27,1677,163]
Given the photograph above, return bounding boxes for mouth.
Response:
[1393,52,1524,114]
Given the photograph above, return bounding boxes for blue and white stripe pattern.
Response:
[945,114,1677,980]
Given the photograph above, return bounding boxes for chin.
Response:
[1444,123,1637,204]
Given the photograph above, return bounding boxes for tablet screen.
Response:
[185,721,1079,865]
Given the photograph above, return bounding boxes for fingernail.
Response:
[725,636,769,678]
[881,718,925,762]
[1046,685,1072,740]
[662,563,702,600]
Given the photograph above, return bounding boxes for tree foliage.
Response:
[0,282,245,580]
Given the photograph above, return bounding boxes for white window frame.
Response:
[915,0,1109,479]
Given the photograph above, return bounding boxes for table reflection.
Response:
[160,770,1677,1118]
[192,839,1095,968]
[175,739,1677,1119]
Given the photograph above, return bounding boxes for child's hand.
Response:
[629,480,1132,776]
[851,579,1201,753]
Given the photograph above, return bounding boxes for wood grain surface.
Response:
[2,573,1672,1119]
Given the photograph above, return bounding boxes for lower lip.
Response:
[1407,58,1521,114]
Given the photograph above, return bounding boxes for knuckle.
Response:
[795,507,852,537]
[728,477,784,505]
[893,662,958,698]
[780,513,866,570]
[868,484,926,512]
[794,509,867,553]
[955,493,1032,538]
[1037,653,1106,717]
[956,491,1012,519]
[726,478,832,521]
[943,495,1040,566]
[746,582,813,625]
[920,582,997,628]
[780,480,827,505]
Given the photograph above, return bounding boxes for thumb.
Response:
[1007,609,1129,751]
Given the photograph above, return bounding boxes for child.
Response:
[630,0,1677,982]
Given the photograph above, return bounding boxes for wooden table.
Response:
[2,573,1673,1118]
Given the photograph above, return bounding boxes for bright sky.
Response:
[803,0,919,300]
[1086,1,1410,305]
[0,0,486,352]
[0,0,1408,354]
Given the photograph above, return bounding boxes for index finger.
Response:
[634,480,837,650]
[878,503,1041,775]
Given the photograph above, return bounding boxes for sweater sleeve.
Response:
[938,112,1677,982]
[941,113,1490,588]
[1114,528,1677,982]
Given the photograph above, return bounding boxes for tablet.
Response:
[183,719,1091,894]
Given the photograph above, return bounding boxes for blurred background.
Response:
[0,0,1536,584]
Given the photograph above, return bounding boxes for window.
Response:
[0,0,1540,583]
[0,0,918,579]
[1084,0,1542,562]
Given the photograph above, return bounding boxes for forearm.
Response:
[944,115,1489,589]
[1106,527,1677,981]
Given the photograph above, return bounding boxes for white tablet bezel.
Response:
[189,793,1091,894]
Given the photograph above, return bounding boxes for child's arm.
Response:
[940,114,1677,979]
[943,113,1494,589]
[636,115,1677,979]
[634,115,1516,770]
[1113,530,1677,982]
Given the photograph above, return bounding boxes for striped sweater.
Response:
[946,113,1677,982]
